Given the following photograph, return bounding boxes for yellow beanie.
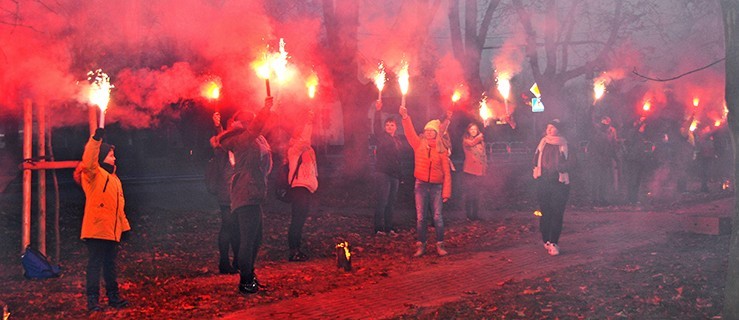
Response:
[424,119,441,134]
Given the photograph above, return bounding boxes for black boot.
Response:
[238,278,259,295]
[107,292,129,309]
[87,295,102,312]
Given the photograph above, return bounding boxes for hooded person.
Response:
[74,127,131,312]
[399,106,452,257]
[216,97,274,295]
[284,109,318,262]
[532,119,574,256]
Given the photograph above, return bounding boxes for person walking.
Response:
[532,119,573,256]
[462,123,487,221]
[399,105,452,257]
[206,112,239,274]
[74,127,131,311]
[373,113,403,235]
[217,97,273,295]
[286,110,318,262]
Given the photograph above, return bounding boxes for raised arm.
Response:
[399,106,420,149]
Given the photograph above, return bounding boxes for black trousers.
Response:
[234,205,263,283]
[374,172,399,232]
[463,173,483,220]
[289,187,311,250]
[85,239,120,297]
[537,179,570,244]
[218,205,240,267]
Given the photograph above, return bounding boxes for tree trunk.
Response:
[722,0,739,318]
[322,0,371,179]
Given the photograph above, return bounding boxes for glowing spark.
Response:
[398,60,409,96]
[306,72,319,99]
[87,69,113,112]
[534,210,542,217]
[715,120,722,127]
[693,97,700,107]
[642,100,651,112]
[374,62,386,93]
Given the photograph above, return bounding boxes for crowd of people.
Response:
[73,96,730,311]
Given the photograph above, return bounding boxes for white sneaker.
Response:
[549,243,560,256]
[544,241,552,251]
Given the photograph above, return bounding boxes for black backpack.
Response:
[21,246,61,279]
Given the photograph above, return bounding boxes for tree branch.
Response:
[632,58,726,82]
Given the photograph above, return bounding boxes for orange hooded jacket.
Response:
[74,137,130,242]
[402,116,452,199]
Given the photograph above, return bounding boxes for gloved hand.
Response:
[93,128,105,141]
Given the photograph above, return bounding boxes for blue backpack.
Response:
[21,246,61,279]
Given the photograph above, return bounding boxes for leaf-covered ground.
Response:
[0,171,732,319]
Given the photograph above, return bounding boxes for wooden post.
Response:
[37,103,47,255]
[22,99,32,253]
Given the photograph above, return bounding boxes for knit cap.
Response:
[424,119,441,134]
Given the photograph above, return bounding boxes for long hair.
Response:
[464,123,481,139]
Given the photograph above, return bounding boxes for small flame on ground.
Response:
[534,210,542,217]
[87,69,113,111]
[336,241,351,260]
[374,62,386,92]
[714,120,721,127]
[398,60,409,95]
[723,179,731,190]
[693,97,700,107]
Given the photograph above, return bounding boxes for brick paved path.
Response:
[223,199,730,320]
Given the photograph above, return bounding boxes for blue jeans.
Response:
[375,172,400,232]
[414,179,444,243]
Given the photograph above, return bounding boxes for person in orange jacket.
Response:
[74,127,131,311]
[399,106,452,257]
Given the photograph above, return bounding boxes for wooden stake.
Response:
[38,102,46,255]
[22,99,32,253]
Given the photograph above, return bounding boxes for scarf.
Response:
[533,135,569,185]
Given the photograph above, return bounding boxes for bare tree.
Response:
[449,0,502,101]
[722,0,739,317]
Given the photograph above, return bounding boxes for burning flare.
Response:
[306,72,319,99]
[496,75,511,101]
[251,38,291,96]
[693,97,700,107]
[593,79,606,102]
[689,119,699,132]
[398,60,410,96]
[374,62,386,94]
[451,90,461,103]
[201,79,221,101]
[87,69,113,112]
[479,94,492,122]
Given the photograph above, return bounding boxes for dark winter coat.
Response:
[218,105,272,210]
[375,131,403,178]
